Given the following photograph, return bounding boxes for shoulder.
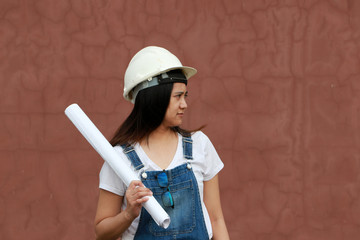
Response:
[113,144,135,165]
[188,131,224,180]
[191,131,212,145]
[191,130,209,141]
[190,131,217,153]
[114,144,125,154]
[100,144,128,174]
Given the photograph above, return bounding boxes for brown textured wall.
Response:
[1,0,360,239]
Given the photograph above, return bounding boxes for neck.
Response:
[141,125,177,147]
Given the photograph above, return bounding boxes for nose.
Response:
[180,97,187,109]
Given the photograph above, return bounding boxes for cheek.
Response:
[168,100,179,111]
[165,104,175,116]
[168,105,177,115]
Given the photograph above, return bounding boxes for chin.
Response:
[169,123,182,128]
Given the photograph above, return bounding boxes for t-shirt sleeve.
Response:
[99,161,127,196]
[199,132,224,181]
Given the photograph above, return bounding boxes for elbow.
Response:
[208,210,225,225]
[94,223,110,240]
[211,215,225,226]
[94,224,120,240]
[94,224,103,240]
[94,232,111,240]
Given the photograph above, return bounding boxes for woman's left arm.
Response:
[204,174,230,240]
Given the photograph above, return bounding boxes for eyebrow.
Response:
[173,91,188,95]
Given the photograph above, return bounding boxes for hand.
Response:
[124,180,152,220]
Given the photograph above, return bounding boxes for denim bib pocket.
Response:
[149,179,195,236]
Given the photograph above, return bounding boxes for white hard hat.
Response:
[123,46,197,103]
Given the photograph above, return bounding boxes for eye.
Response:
[173,93,182,98]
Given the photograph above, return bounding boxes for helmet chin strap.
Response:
[131,70,187,103]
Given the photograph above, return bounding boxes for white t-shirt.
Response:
[99,131,224,240]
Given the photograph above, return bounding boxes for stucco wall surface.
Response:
[1,0,360,239]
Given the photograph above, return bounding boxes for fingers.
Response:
[135,190,152,203]
[127,180,152,203]
[125,180,152,219]
[129,180,145,189]
[137,187,153,201]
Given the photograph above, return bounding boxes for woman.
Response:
[94,46,230,240]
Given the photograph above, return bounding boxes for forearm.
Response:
[211,217,230,240]
[95,210,135,240]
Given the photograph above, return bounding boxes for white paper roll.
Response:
[64,103,170,229]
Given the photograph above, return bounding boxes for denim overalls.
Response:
[121,136,209,240]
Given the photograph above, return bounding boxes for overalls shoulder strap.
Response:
[120,144,144,171]
[182,136,193,160]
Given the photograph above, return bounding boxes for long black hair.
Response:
[110,82,202,146]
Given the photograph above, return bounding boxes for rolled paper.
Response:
[64,103,171,229]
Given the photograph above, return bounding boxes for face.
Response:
[162,82,188,128]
